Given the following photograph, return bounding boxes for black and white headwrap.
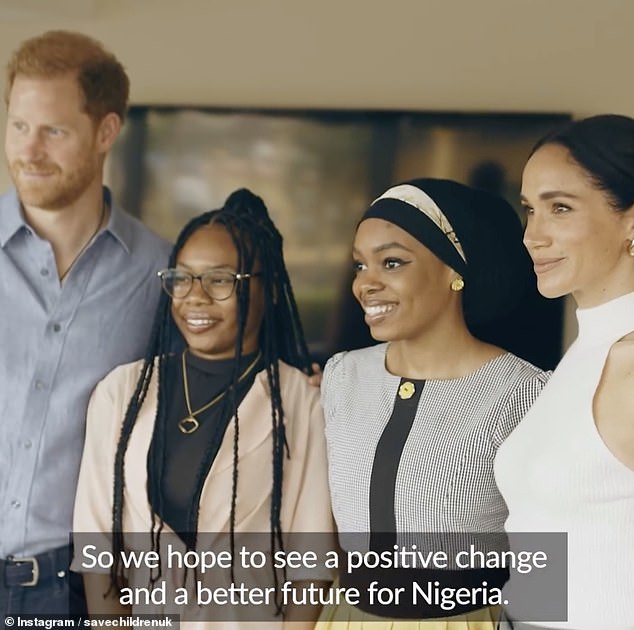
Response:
[360,178,533,326]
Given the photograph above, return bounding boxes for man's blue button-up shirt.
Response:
[0,187,171,557]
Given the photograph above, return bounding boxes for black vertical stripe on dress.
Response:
[369,377,425,551]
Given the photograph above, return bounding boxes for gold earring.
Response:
[450,276,465,292]
[628,239,634,257]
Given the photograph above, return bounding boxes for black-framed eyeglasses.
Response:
[158,268,261,301]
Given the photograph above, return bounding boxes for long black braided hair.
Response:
[110,188,313,609]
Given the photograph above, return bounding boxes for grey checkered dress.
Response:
[322,343,549,551]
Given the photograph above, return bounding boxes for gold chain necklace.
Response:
[179,349,263,434]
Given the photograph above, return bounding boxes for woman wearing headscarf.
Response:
[495,114,634,630]
[72,189,334,629]
[318,179,549,629]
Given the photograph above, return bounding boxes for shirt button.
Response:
[40,268,49,277]
[34,381,45,390]
[52,323,62,333]
[10,499,21,509]
[23,440,32,449]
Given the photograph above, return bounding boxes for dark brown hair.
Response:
[532,114,634,212]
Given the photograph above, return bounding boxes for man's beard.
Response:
[9,158,99,210]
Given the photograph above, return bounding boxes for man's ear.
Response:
[96,112,122,154]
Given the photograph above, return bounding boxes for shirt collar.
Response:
[103,187,134,254]
[0,186,135,253]
[0,188,29,247]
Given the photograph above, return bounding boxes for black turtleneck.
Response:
[147,350,261,547]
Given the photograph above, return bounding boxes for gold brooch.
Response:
[398,381,415,400]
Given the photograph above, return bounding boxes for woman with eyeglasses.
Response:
[72,189,334,628]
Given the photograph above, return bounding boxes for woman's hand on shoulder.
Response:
[307,362,322,388]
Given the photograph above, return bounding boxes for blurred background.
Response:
[108,109,567,367]
[1,0,631,367]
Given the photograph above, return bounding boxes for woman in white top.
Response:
[495,114,634,630]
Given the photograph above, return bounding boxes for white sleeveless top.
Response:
[495,291,634,630]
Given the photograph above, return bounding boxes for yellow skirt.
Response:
[316,599,500,630]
